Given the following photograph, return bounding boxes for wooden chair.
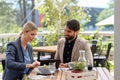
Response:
[91,40,104,57]
[91,40,98,56]
[93,43,112,70]
[1,59,5,70]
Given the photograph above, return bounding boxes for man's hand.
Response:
[59,63,68,68]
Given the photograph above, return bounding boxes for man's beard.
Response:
[65,35,75,41]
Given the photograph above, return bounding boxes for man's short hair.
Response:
[66,19,80,31]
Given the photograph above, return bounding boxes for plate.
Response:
[37,71,51,75]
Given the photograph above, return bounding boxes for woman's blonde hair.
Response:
[20,21,38,35]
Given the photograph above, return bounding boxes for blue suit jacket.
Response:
[3,38,34,80]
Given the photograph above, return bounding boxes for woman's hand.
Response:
[33,61,40,67]
[26,61,40,68]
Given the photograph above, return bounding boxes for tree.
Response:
[0,0,21,33]
[96,1,114,31]
[35,0,88,45]
[37,0,87,28]
[97,1,114,22]
[31,0,35,22]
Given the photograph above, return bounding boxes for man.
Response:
[55,19,93,67]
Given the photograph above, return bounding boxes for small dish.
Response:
[38,66,56,75]
[38,66,51,75]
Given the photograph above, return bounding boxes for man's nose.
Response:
[64,31,68,35]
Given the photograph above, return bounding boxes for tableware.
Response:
[87,64,93,71]
[38,63,56,75]
[48,63,56,75]
[68,62,75,70]
[86,59,93,71]
[38,66,51,75]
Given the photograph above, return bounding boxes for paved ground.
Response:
[0,73,2,80]
[110,70,114,77]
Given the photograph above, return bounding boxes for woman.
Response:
[3,21,40,80]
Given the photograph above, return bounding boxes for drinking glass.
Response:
[48,63,56,77]
[68,62,74,70]
[87,60,93,71]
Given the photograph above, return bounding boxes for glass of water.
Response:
[48,63,56,76]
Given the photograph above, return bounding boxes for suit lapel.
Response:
[71,37,80,60]
[17,38,24,62]
[61,39,65,63]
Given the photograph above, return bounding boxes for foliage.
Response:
[72,62,86,71]
[0,0,21,33]
[95,59,114,71]
[0,64,3,73]
[79,26,104,41]
[97,1,114,22]
[31,38,39,47]
[0,24,21,33]
[0,0,35,33]
[37,0,88,28]
[105,60,114,70]
[0,44,7,53]
[35,0,88,45]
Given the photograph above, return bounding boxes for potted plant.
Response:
[72,62,86,73]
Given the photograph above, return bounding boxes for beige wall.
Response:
[114,0,120,80]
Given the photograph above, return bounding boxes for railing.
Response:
[0,31,114,39]
[80,31,114,36]
[0,31,114,44]
[0,31,114,55]
[0,31,114,53]
[0,31,114,45]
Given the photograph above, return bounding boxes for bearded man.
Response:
[55,19,93,67]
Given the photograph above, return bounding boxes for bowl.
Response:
[38,66,50,74]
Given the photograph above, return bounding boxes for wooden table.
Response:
[33,45,98,61]
[32,44,97,53]
[33,46,57,60]
[33,46,57,53]
[28,67,114,80]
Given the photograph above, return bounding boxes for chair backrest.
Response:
[91,40,98,56]
[106,43,112,59]
[39,59,60,69]
[91,45,97,55]
[1,59,5,70]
